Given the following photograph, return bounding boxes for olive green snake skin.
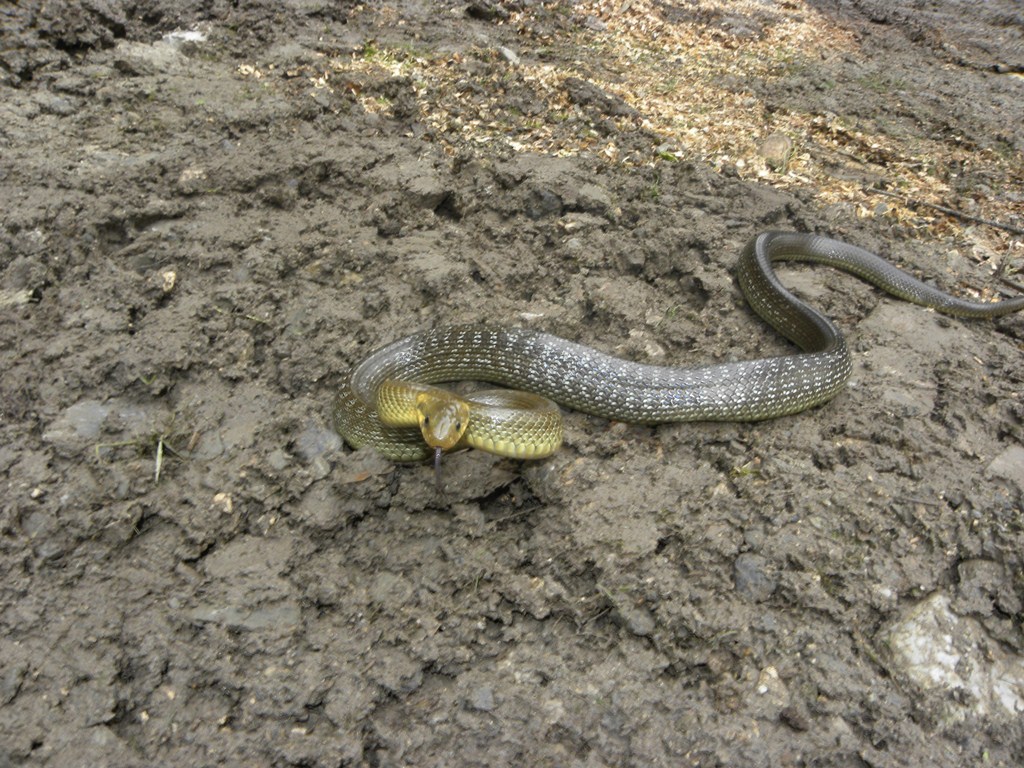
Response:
[334,232,1024,461]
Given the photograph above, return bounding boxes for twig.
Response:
[866,186,1024,236]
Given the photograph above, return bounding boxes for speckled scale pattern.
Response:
[334,232,1024,461]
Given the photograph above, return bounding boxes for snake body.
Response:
[334,232,1023,461]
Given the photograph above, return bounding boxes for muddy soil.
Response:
[2,1,1023,766]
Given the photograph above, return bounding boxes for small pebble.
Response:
[621,606,656,637]
[294,423,342,463]
[734,552,777,602]
[468,686,495,711]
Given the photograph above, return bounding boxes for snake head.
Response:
[415,391,470,451]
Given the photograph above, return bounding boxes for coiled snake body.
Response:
[334,232,1023,461]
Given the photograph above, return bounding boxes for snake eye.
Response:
[422,415,429,425]
[455,421,462,431]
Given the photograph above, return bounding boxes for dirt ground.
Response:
[2,1,1023,765]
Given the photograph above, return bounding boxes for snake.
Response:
[334,231,1023,462]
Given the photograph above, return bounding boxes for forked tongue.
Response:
[434,446,443,493]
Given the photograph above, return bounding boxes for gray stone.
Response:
[620,606,656,637]
[498,47,519,66]
[467,686,495,711]
[734,552,777,602]
[879,592,1024,722]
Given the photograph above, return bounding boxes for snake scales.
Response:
[334,232,1023,461]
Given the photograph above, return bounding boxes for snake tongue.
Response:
[434,445,443,493]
